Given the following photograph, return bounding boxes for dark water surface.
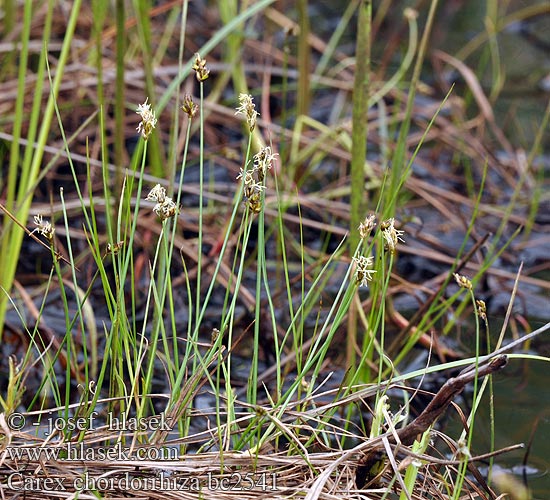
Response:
[444,357,550,499]
[430,3,550,496]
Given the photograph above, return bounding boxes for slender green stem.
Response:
[195,82,205,331]
[348,0,372,372]
[297,0,311,116]
[114,0,126,182]
[386,2,438,215]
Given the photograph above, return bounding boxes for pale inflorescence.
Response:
[454,273,472,290]
[107,241,124,255]
[253,146,277,183]
[476,299,487,320]
[33,214,55,241]
[235,93,259,132]
[192,53,210,82]
[352,255,376,287]
[136,98,157,140]
[146,184,177,220]
[236,146,277,213]
[381,217,405,254]
[182,94,198,118]
[236,167,258,189]
[358,213,377,239]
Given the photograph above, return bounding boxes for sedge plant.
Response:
[1,2,549,499]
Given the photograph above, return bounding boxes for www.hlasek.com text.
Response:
[6,441,178,461]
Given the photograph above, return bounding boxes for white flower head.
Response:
[236,167,255,187]
[380,217,405,254]
[235,93,259,131]
[352,255,376,287]
[358,213,377,239]
[146,183,166,203]
[136,98,157,140]
[153,198,177,220]
[146,184,177,220]
[33,214,55,241]
[253,146,277,182]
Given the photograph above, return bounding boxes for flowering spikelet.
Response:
[182,94,198,118]
[454,273,472,290]
[456,437,472,460]
[33,214,55,242]
[146,184,177,221]
[146,184,166,203]
[107,241,124,255]
[236,146,277,213]
[240,173,265,214]
[358,213,377,239]
[192,53,210,82]
[136,98,157,140]
[380,217,405,254]
[235,93,259,131]
[476,299,487,321]
[352,255,376,287]
[236,167,256,187]
[253,146,277,182]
